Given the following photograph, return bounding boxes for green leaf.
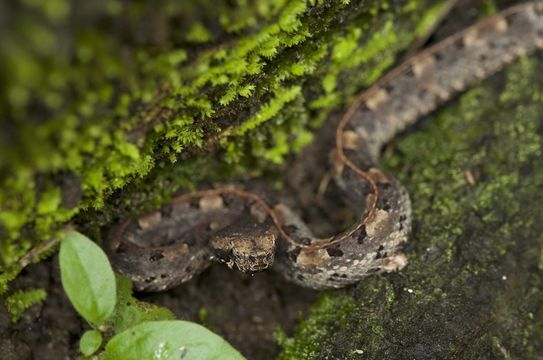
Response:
[80,329,103,356]
[59,231,116,325]
[104,320,246,360]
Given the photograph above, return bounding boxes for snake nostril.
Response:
[149,251,164,262]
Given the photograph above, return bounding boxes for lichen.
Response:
[276,52,543,359]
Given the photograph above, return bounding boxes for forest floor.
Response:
[3,1,541,360]
[0,257,317,359]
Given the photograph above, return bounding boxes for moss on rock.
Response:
[277,53,543,359]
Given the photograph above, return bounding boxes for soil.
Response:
[0,258,317,359]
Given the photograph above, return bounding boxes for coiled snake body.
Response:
[107,2,543,292]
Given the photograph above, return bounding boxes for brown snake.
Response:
[107,2,543,292]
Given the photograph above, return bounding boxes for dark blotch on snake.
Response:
[326,247,344,257]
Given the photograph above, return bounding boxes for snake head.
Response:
[209,218,277,273]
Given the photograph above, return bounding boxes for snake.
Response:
[106,2,543,292]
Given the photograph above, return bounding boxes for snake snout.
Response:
[209,219,278,273]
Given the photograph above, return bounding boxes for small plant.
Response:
[59,230,245,359]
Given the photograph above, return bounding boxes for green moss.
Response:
[277,54,543,359]
[186,22,214,43]
[412,0,450,37]
[234,85,302,137]
[276,292,355,359]
[5,288,47,322]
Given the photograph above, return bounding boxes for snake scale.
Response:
[107,2,543,292]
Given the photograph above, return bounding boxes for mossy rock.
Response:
[4,0,542,358]
[277,52,543,359]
